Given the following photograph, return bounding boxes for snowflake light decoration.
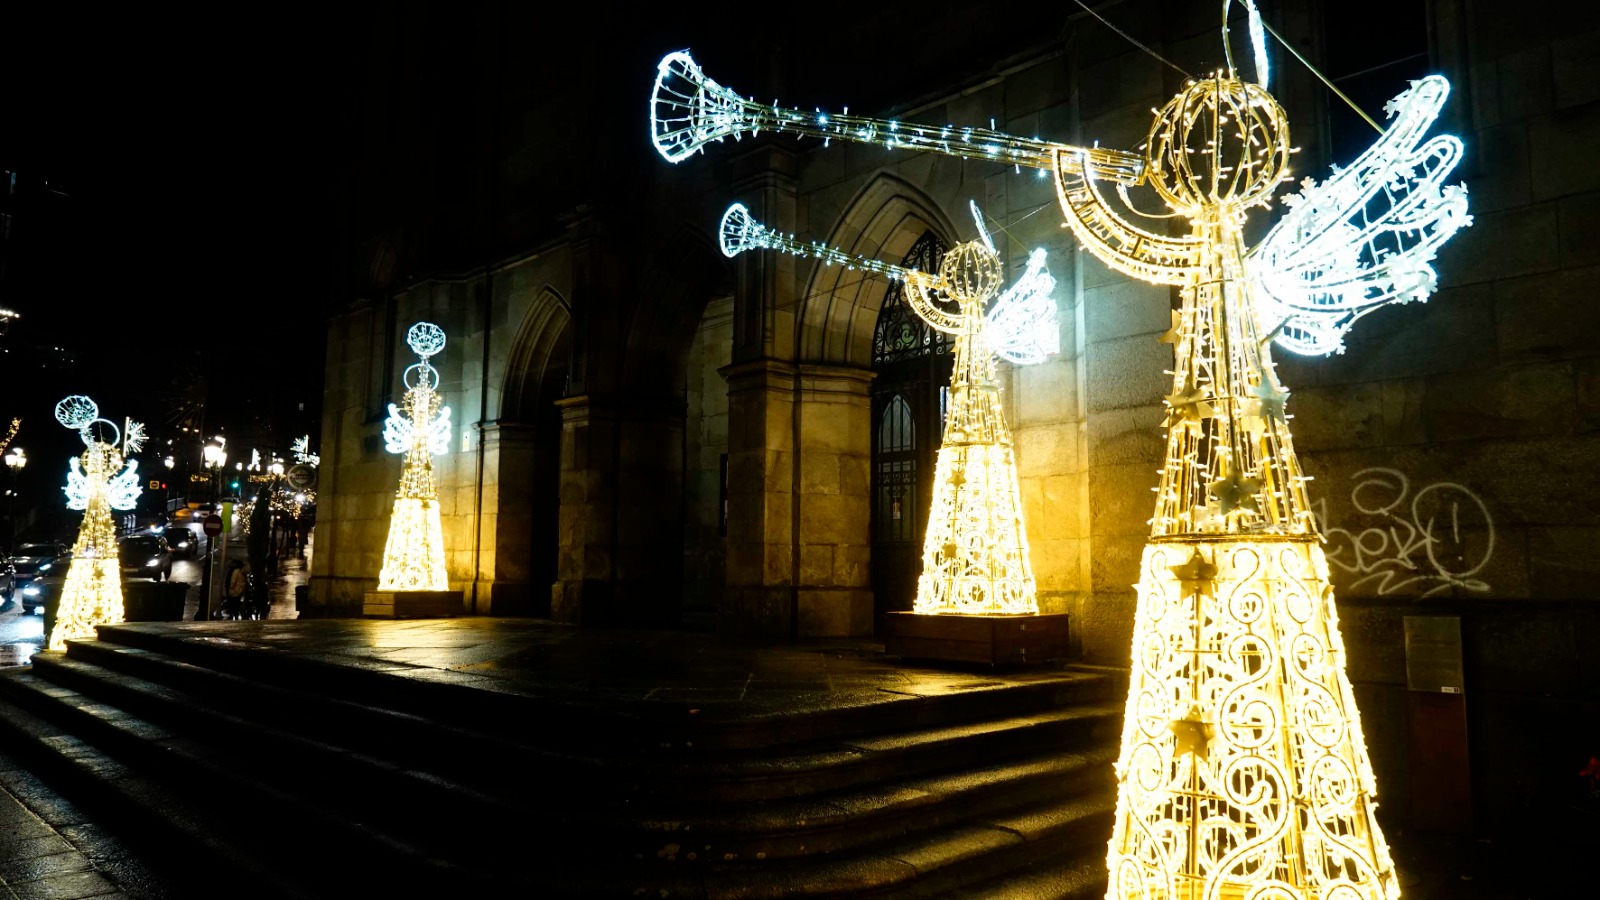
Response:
[292,434,320,467]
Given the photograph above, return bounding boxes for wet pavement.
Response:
[0,533,1583,897]
[0,539,310,898]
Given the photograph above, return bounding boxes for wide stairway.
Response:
[0,622,1124,899]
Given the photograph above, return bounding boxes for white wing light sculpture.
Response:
[377,322,452,592]
[720,200,1057,615]
[50,395,143,651]
[660,2,1471,892]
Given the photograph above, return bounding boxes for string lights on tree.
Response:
[720,200,1058,616]
[655,0,1471,890]
[377,322,452,593]
[49,396,143,652]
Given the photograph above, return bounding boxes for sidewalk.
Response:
[179,537,311,622]
[0,749,183,899]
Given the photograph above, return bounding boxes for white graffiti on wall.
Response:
[1311,467,1495,598]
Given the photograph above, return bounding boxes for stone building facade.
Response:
[312,1,1598,829]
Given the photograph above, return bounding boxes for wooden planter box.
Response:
[885,611,1070,666]
[363,590,462,619]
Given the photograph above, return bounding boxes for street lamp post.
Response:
[4,446,26,558]
[197,440,226,621]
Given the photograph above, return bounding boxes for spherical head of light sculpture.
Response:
[1144,74,1291,216]
[937,242,1003,308]
[406,322,447,360]
[54,396,98,432]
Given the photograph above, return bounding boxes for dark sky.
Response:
[0,6,354,456]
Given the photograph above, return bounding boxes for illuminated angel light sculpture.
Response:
[656,2,1471,892]
[720,200,1057,615]
[49,396,143,651]
[377,322,452,592]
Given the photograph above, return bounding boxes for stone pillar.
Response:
[474,421,547,616]
[720,360,874,637]
[794,364,874,637]
[552,394,684,626]
[721,359,796,635]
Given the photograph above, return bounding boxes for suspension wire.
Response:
[1256,16,1383,134]
[1070,0,1193,79]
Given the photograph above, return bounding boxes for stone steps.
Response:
[0,625,1125,897]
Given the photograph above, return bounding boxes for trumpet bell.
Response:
[653,51,752,164]
[718,203,761,257]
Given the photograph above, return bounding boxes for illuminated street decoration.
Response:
[49,396,142,651]
[659,11,1471,894]
[652,50,1145,185]
[377,322,452,592]
[720,201,1057,614]
[292,434,320,467]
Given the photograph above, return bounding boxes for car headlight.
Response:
[22,585,39,596]
[147,557,165,567]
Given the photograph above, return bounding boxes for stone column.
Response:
[473,420,546,616]
[552,394,684,626]
[719,361,874,637]
[721,359,796,635]
[794,364,874,636]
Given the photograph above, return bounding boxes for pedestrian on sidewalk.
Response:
[221,560,248,619]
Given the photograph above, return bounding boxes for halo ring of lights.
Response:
[405,321,447,358]
[403,362,440,392]
[54,395,99,431]
[84,418,121,448]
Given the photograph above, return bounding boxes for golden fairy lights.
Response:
[49,396,143,651]
[377,322,452,592]
[655,8,1471,893]
[719,201,1056,615]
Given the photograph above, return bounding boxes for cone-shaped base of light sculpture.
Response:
[48,557,125,651]
[913,443,1038,615]
[1106,537,1400,900]
[377,496,448,592]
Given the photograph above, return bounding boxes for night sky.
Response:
[0,8,356,460]
[0,8,357,532]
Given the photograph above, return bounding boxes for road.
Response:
[0,529,311,667]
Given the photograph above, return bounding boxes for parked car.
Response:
[163,526,200,559]
[20,567,63,616]
[118,535,173,581]
[8,542,70,589]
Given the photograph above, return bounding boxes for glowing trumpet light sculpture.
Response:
[664,1,1473,893]
[376,322,452,593]
[720,201,1058,615]
[49,396,143,651]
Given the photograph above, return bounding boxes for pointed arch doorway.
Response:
[869,231,951,630]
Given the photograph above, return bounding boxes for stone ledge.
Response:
[362,590,462,619]
[885,612,1071,666]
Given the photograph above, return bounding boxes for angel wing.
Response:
[427,407,453,456]
[984,249,1059,365]
[1247,75,1472,356]
[64,458,90,510]
[108,459,143,511]
[383,403,413,454]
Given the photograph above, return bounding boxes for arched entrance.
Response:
[492,289,571,616]
[868,231,951,628]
